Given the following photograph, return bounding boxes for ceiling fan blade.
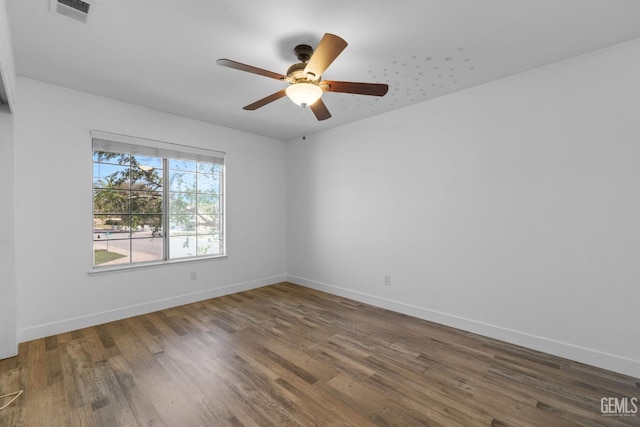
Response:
[322,80,389,96]
[309,98,331,121]
[217,58,286,80]
[243,89,287,110]
[304,34,348,80]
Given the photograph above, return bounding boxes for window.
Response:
[92,131,225,268]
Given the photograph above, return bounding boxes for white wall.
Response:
[287,38,640,378]
[0,106,17,359]
[14,77,287,341]
[0,0,17,360]
[0,0,16,108]
[8,37,639,379]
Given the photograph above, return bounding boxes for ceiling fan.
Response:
[216,33,389,121]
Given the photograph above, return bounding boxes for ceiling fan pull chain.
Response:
[302,103,307,140]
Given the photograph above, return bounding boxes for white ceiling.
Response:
[6,0,640,141]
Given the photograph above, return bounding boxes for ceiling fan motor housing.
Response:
[286,62,313,83]
[294,44,313,62]
[287,44,321,83]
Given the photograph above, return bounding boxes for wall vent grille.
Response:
[59,0,90,14]
[51,0,94,24]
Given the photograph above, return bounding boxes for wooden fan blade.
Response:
[304,34,348,80]
[217,58,286,80]
[322,80,389,96]
[243,89,287,110]
[309,98,331,121]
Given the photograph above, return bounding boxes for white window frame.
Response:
[90,130,226,272]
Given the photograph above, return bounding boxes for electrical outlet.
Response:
[384,275,391,286]
[190,271,197,280]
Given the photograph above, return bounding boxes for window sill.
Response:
[88,254,228,276]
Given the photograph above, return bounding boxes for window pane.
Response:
[196,235,221,256]
[134,155,162,170]
[93,151,130,166]
[170,233,197,258]
[197,214,220,233]
[131,155,163,191]
[131,214,162,234]
[132,169,163,190]
[197,173,221,194]
[196,221,215,235]
[197,162,222,174]
[93,212,131,266]
[131,190,162,214]
[169,192,195,214]
[93,189,130,214]
[169,159,196,172]
[169,170,196,192]
[197,193,220,215]
[169,214,195,234]
[131,236,163,263]
[93,163,130,187]
[93,239,130,266]
[93,214,131,238]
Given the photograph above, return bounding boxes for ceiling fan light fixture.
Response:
[217,33,387,120]
[286,83,323,106]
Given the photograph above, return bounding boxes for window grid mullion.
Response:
[163,158,170,260]
[128,164,133,263]
[195,166,199,256]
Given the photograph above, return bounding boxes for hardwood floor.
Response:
[1,282,638,426]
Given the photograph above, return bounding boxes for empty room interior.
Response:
[1,0,639,425]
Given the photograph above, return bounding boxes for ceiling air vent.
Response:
[51,0,95,24]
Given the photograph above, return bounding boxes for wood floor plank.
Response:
[1,282,638,426]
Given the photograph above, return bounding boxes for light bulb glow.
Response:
[286,83,323,106]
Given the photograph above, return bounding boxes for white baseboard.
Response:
[287,275,640,379]
[18,275,287,343]
[16,274,640,379]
